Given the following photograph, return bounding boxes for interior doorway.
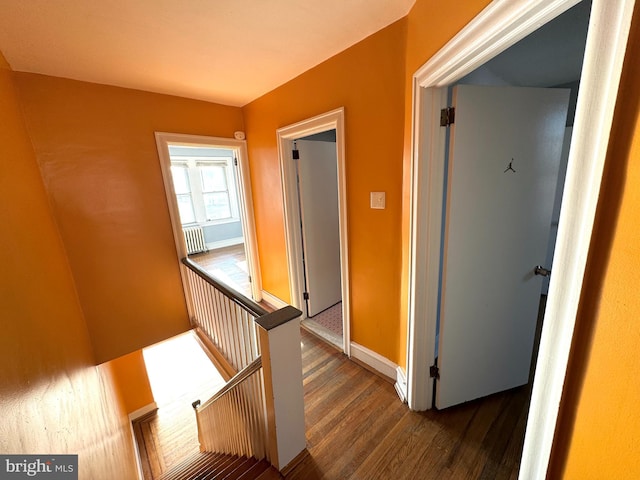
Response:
[155,133,263,304]
[294,131,343,348]
[168,145,252,296]
[406,0,634,477]
[277,108,351,355]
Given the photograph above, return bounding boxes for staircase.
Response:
[157,451,282,480]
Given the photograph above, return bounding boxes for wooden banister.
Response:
[196,356,262,411]
[182,257,267,317]
[181,257,306,472]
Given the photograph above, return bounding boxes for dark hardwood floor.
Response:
[134,328,528,479]
[286,329,528,479]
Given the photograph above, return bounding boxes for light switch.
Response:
[370,191,386,209]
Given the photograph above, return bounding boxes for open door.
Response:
[295,139,342,317]
[435,85,570,409]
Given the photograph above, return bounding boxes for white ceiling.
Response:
[0,0,415,106]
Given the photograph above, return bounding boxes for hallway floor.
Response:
[134,328,527,479]
[287,329,527,479]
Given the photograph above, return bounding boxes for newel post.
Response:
[256,305,306,472]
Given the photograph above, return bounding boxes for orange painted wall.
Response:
[14,73,245,363]
[0,52,137,478]
[549,5,640,478]
[242,20,407,363]
[107,350,155,414]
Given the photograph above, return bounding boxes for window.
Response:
[200,164,232,221]
[170,164,196,224]
[170,156,239,225]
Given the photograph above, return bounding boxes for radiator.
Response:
[183,226,208,255]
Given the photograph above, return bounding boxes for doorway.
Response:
[295,131,343,348]
[277,108,351,355]
[406,0,634,477]
[155,133,263,304]
[168,145,251,295]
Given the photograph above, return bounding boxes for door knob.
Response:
[534,265,551,277]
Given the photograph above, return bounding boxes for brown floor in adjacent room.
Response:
[190,244,252,297]
[133,328,528,480]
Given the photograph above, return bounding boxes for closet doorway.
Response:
[277,108,351,354]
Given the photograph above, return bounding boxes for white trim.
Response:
[155,133,263,306]
[301,319,342,350]
[276,108,351,357]
[206,236,244,251]
[395,366,408,404]
[128,401,158,421]
[406,0,635,478]
[350,342,397,381]
[261,291,288,310]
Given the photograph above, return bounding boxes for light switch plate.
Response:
[371,192,386,209]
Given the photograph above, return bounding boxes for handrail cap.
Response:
[255,305,302,331]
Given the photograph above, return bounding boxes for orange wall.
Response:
[14,73,245,363]
[107,350,155,414]
[242,20,407,363]
[549,5,640,478]
[0,53,138,479]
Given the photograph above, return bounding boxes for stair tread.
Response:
[156,451,274,480]
[218,457,258,480]
[157,451,219,480]
[254,467,283,480]
[235,460,270,480]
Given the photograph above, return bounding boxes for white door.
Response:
[296,139,342,317]
[435,85,570,409]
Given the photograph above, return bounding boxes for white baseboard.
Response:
[350,342,397,381]
[261,291,288,310]
[128,402,158,421]
[206,236,244,250]
[395,366,408,403]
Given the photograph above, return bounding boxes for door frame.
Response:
[405,0,635,478]
[155,132,263,308]
[276,108,351,356]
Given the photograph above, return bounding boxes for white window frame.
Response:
[155,132,263,303]
[169,163,197,225]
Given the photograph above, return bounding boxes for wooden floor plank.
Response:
[135,327,528,479]
[286,329,528,480]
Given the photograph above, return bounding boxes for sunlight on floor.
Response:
[142,331,226,407]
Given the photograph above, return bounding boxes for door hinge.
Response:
[292,149,300,160]
[440,107,455,127]
[429,364,440,379]
[248,275,252,283]
[233,157,238,166]
[303,292,309,300]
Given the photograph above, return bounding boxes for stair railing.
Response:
[182,257,266,373]
[181,257,307,472]
[192,357,268,461]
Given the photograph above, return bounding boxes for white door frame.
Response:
[155,132,263,308]
[276,108,351,356]
[405,0,635,478]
